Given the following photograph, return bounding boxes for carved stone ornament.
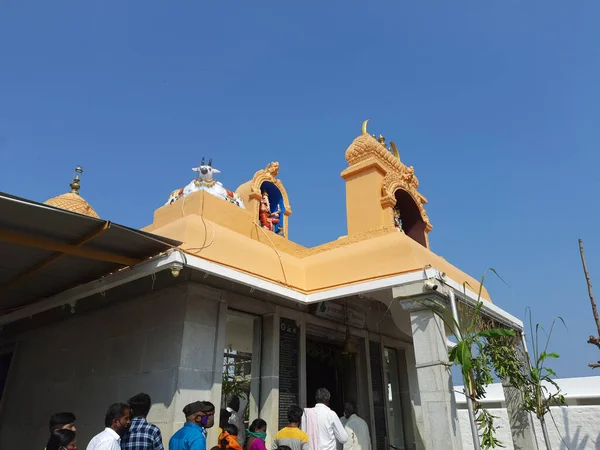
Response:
[248,161,292,216]
[345,134,432,231]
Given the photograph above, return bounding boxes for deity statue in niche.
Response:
[393,206,404,232]
[259,190,281,233]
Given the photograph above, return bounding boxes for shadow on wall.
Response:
[554,407,592,450]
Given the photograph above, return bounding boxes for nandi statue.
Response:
[166,158,245,208]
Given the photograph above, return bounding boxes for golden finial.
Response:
[378,134,386,145]
[69,166,83,194]
[390,141,400,160]
[361,119,370,135]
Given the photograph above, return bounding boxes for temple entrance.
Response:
[305,335,356,416]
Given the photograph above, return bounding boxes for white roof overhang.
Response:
[0,249,524,331]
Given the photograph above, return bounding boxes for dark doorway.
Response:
[394,189,427,247]
[305,337,352,416]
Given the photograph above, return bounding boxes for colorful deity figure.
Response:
[393,207,403,232]
[259,190,281,233]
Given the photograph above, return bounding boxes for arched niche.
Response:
[260,181,285,235]
[394,189,427,247]
[236,162,293,238]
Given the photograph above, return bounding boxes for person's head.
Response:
[226,394,240,412]
[287,405,303,425]
[46,429,76,450]
[220,423,239,448]
[344,401,357,419]
[220,408,232,428]
[277,446,292,450]
[104,403,131,436]
[49,412,77,433]
[249,418,267,433]
[315,388,331,406]
[221,423,238,437]
[128,393,152,418]
[183,401,216,429]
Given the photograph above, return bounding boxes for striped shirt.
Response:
[272,427,310,450]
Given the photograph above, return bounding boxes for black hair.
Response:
[105,403,130,427]
[249,418,267,432]
[128,393,152,418]
[315,388,331,404]
[220,423,239,449]
[287,405,303,424]
[220,408,233,428]
[49,412,76,433]
[226,394,240,412]
[277,446,292,450]
[222,423,238,436]
[46,429,76,450]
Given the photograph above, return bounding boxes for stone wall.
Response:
[455,377,600,450]
[0,282,225,449]
[0,279,416,450]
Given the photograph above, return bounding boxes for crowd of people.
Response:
[44,388,371,450]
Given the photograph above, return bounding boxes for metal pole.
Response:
[448,290,482,450]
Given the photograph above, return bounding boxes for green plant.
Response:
[522,311,567,450]
[446,301,515,449]
[422,270,517,449]
[485,309,567,450]
[221,375,250,401]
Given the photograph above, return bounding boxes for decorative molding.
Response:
[345,133,432,232]
[381,172,432,232]
[248,162,292,217]
[345,134,405,171]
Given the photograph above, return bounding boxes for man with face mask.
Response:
[169,401,215,450]
[86,403,132,450]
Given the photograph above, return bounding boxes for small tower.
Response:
[341,121,432,247]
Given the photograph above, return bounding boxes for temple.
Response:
[0,122,529,450]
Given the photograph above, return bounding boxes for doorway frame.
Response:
[222,309,263,425]
[281,309,413,450]
[305,324,356,414]
[221,293,415,450]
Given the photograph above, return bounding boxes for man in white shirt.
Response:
[226,395,246,446]
[301,388,348,450]
[86,402,132,450]
[342,402,371,450]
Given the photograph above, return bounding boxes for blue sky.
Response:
[1,1,600,378]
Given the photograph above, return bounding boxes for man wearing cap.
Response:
[169,401,215,450]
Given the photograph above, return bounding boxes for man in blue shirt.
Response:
[169,401,215,450]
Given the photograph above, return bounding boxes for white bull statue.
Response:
[166,159,245,208]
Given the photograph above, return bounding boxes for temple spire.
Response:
[69,166,83,194]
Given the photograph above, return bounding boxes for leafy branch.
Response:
[421,270,517,449]
[485,309,567,450]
